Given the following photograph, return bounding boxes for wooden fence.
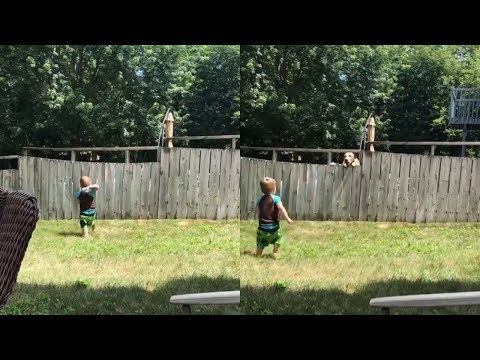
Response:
[0,147,240,220]
[241,151,480,223]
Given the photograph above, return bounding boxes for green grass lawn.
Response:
[1,219,239,315]
[241,220,480,315]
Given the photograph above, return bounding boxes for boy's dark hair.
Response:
[260,177,276,195]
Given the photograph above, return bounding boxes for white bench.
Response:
[370,291,480,314]
[170,290,240,314]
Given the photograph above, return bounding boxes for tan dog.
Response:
[342,152,360,167]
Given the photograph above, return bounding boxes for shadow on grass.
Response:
[0,275,240,315]
[241,279,480,315]
[57,231,84,237]
[241,250,276,259]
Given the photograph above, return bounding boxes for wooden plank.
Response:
[240,158,249,220]
[56,160,66,220]
[71,161,81,220]
[254,159,267,220]
[405,155,421,223]
[187,149,201,219]
[256,159,266,183]
[273,161,283,198]
[158,148,170,219]
[397,154,411,222]
[376,152,391,223]
[436,156,452,223]
[314,165,326,220]
[197,149,210,219]
[217,149,229,220]
[367,152,381,221]
[48,160,57,219]
[122,163,132,219]
[468,159,480,222]
[247,159,259,220]
[38,158,48,219]
[446,157,461,222]
[414,155,431,223]
[305,164,316,220]
[33,157,40,205]
[130,163,141,220]
[206,149,221,220]
[98,162,107,220]
[87,162,98,215]
[331,165,344,221]
[139,163,151,219]
[64,160,73,220]
[177,148,190,219]
[323,164,335,220]
[103,162,113,218]
[114,163,124,219]
[339,166,353,221]
[358,152,372,221]
[288,163,299,220]
[425,156,441,223]
[456,157,473,223]
[349,165,362,221]
[295,163,306,220]
[385,153,400,222]
[17,156,26,191]
[228,151,240,219]
[167,149,180,219]
[1,171,9,189]
[148,162,160,219]
[25,156,36,196]
[280,162,291,213]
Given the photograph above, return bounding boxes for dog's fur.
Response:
[342,152,360,167]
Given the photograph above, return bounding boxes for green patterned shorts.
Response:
[79,213,96,229]
[256,228,284,250]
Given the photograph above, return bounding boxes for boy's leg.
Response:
[256,229,268,257]
[272,229,284,259]
[91,214,96,234]
[80,217,87,237]
[272,244,280,259]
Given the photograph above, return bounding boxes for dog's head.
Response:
[342,152,358,166]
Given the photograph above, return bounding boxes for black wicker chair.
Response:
[0,188,39,310]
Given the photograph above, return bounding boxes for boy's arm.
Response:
[82,184,99,196]
[277,203,293,224]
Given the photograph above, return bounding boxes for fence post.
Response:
[125,150,130,163]
[71,150,76,162]
[165,111,174,148]
[367,115,376,152]
[22,149,27,157]
[272,150,277,162]
[327,152,332,164]
[430,145,435,156]
[461,123,468,157]
[231,138,236,150]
